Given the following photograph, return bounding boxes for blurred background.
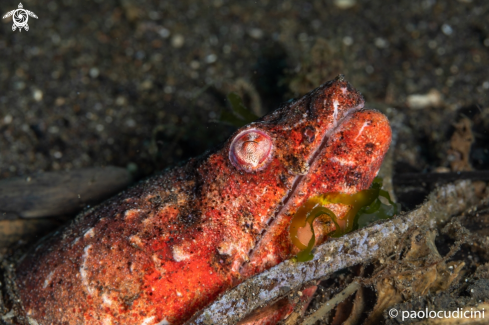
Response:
[1,0,488,180]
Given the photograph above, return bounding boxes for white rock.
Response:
[407,89,442,109]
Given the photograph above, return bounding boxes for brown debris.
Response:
[0,167,133,219]
[365,230,465,324]
[225,78,264,117]
[0,219,59,256]
[448,118,474,172]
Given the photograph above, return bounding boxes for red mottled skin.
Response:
[13,76,392,325]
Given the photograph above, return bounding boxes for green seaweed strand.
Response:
[290,177,399,262]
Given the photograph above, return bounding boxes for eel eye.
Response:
[229,129,273,172]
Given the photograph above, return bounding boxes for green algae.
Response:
[290,177,399,262]
[218,92,259,127]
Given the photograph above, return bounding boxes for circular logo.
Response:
[13,9,28,27]
[389,308,399,318]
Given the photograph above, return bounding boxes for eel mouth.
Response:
[240,100,366,272]
[271,100,366,224]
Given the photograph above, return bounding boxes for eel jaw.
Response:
[239,101,365,275]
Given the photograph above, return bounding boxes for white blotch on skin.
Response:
[172,245,192,262]
[329,156,356,166]
[103,317,112,325]
[84,228,95,238]
[142,216,154,226]
[152,254,161,264]
[72,237,81,246]
[43,271,55,289]
[102,293,113,306]
[80,245,94,294]
[217,241,235,256]
[124,209,142,221]
[354,121,370,140]
[141,316,155,325]
[338,182,356,194]
[264,251,279,266]
[129,235,143,247]
[155,318,170,325]
[333,100,339,125]
[176,291,182,297]
[152,254,166,274]
[341,86,347,94]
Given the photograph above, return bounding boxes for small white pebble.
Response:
[3,115,13,124]
[407,89,442,109]
[171,34,185,48]
[89,67,99,78]
[140,80,153,90]
[205,54,217,64]
[15,81,25,90]
[55,97,65,106]
[334,0,356,9]
[190,60,200,69]
[53,151,62,159]
[48,126,59,134]
[115,96,126,106]
[441,24,453,35]
[374,37,388,48]
[148,11,159,20]
[342,36,353,46]
[158,27,170,38]
[248,28,263,39]
[33,89,43,101]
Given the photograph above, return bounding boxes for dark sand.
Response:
[1,0,488,179]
